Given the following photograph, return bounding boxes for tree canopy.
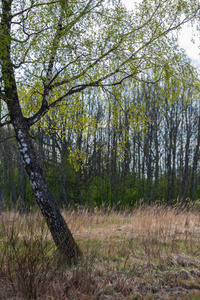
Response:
[1,0,199,127]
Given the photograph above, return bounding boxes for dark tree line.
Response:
[1,80,200,210]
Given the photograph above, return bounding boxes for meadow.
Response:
[1,204,200,299]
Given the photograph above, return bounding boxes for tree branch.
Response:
[0,134,15,143]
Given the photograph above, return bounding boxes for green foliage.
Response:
[4,0,199,128]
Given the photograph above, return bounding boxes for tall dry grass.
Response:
[1,205,200,299]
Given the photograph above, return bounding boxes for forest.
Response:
[1,76,200,210]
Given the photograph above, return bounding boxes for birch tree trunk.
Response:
[5,96,80,263]
[9,105,82,264]
[16,118,82,264]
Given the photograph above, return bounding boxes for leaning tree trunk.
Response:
[13,111,82,264]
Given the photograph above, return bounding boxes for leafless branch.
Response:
[0,135,15,143]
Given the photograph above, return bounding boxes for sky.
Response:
[179,25,200,67]
[122,0,200,68]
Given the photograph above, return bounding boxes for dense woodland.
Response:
[1,77,200,210]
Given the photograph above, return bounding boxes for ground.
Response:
[1,204,200,299]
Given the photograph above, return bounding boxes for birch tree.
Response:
[0,0,199,264]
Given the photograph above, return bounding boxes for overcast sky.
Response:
[122,0,200,67]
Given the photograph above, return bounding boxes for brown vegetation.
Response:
[1,204,200,299]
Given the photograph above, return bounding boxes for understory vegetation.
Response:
[1,204,200,299]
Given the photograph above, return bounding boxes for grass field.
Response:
[1,204,200,299]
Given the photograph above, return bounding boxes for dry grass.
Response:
[1,205,200,299]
